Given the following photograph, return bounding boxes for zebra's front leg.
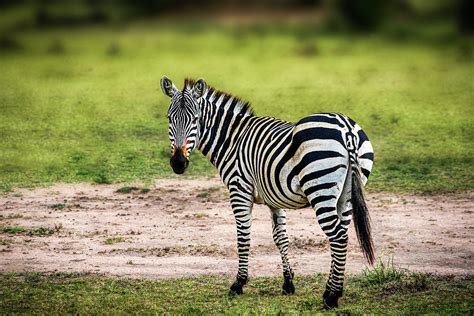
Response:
[228,187,254,296]
[270,208,295,295]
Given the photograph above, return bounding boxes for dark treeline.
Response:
[0,0,472,34]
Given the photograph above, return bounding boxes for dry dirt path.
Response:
[1,179,472,279]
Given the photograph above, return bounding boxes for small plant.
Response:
[54,224,63,233]
[194,212,208,219]
[50,203,66,210]
[116,186,150,194]
[360,256,406,286]
[29,227,55,236]
[104,236,125,245]
[208,186,221,193]
[0,213,24,220]
[402,272,430,292]
[126,260,133,265]
[196,191,209,199]
[0,237,12,245]
[1,226,26,234]
[1,225,61,236]
[94,172,111,184]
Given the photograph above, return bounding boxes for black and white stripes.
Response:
[160,77,375,309]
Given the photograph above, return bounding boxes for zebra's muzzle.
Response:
[170,146,189,174]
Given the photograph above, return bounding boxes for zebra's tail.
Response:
[351,165,375,265]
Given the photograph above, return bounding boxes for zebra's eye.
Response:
[192,117,198,125]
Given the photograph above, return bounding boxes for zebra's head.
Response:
[160,76,207,174]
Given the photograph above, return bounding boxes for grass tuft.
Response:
[0,213,24,220]
[0,237,13,245]
[116,186,150,194]
[1,225,62,236]
[29,227,55,236]
[196,191,209,199]
[193,212,208,219]
[104,236,125,245]
[1,226,26,234]
[360,256,405,286]
[49,203,66,210]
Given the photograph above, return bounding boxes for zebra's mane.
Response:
[184,79,255,116]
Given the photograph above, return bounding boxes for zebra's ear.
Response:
[160,76,178,98]
[192,78,207,99]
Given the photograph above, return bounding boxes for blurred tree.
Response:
[458,0,473,34]
[328,0,394,31]
[118,0,173,16]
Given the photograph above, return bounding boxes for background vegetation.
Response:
[0,1,473,193]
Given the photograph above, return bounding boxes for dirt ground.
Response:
[0,178,472,279]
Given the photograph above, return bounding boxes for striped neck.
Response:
[196,89,254,172]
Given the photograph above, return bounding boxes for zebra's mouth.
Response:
[171,160,188,174]
[170,150,189,174]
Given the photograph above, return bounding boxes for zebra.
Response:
[160,76,375,309]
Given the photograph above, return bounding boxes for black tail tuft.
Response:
[351,169,375,265]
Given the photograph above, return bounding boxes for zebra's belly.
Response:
[253,185,309,209]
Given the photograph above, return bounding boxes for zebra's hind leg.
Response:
[270,208,295,295]
[321,228,348,309]
[321,169,353,307]
[304,181,349,309]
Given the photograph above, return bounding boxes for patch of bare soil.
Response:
[0,179,472,279]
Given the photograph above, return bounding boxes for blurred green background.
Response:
[0,0,473,192]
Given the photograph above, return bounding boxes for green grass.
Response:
[104,236,125,245]
[0,20,473,193]
[49,203,66,210]
[0,272,472,314]
[1,225,62,235]
[1,226,26,234]
[0,213,24,220]
[116,186,150,194]
[360,256,407,286]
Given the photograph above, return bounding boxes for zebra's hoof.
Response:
[323,293,340,310]
[229,282,244,296]
[323,289,330,299]
[282,278,295,295]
